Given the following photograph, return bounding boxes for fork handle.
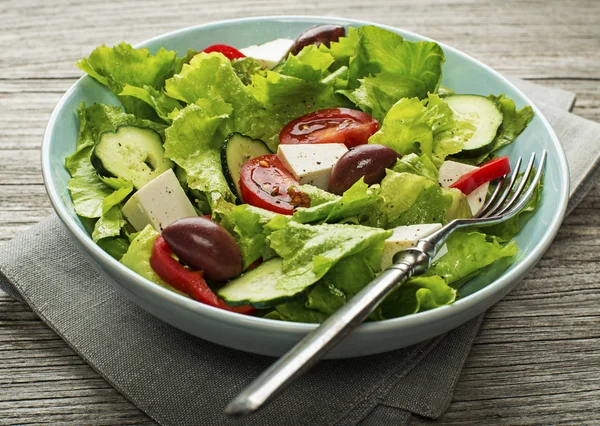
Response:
[224,248,430,416]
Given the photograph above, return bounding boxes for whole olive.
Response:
[328,144,400,195]
[162,217,243,282]
[290,24,346,55]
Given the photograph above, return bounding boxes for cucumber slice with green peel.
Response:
[221,133,271,200]
[91,126,173,190]
[445,95,503,158]
[218,258,302,308]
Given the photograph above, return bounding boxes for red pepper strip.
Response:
[246,258,263,272]
[450,156,512,195]
[201,44,245,60]
[150,236,255,315]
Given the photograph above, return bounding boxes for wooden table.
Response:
[1,0,599,424]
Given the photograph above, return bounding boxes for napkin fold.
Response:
[1,79,598,426]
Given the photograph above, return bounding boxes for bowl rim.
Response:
[42,15,569,336]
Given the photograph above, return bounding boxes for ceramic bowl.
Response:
[42,16,569,358]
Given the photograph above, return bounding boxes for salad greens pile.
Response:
[68,25,537,322]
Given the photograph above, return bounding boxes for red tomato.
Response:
[450,156,512,195]
[279,108,379,148]
[201,44,245,60]
[239,154,307,215]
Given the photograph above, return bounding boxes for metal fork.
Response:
[225,150,547,416]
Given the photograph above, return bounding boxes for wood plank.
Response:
[0,0,599,424]
[0,90,67,151]
[1,0,599,79]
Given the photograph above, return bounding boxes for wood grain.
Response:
[0,0,599,424]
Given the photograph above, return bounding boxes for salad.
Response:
[66,24,540,322]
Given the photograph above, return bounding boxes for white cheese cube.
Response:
[438,160,489,216]
[380,223,443,270]
[239,39,294,69]
[122,169,197,232]
[277,143,348,190]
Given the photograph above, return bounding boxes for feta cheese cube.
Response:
[438,160,489,215]
[380,223,443,270]
[277,143,348,190]
[239,39,294,69]
[122,169,197,232]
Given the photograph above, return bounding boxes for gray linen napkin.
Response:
[0,80,598,426]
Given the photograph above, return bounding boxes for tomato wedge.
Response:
[279,108,379,148]
[450,156,512,195]
[239,154,309,215]
[201,44,245,60]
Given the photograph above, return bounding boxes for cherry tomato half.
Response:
[202,44,246,60]
[239,154,309,215]
[450,156,512,195]
[279,108,379,148]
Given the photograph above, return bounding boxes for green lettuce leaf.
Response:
[368,94,458,161]
[67,173,115,218]
[119,85,182,123]
[267,221,391,293]
[392,153,438,180]
[305,281,347,315]
[341,72,421,122]
[248,71,347,145]
[368,97,434,158]
[321,254,376,297]
[121,225,187,296]
[292,179,380,224]
[334,26,445,120]
[97,237,130,260]
[367,170,452,228]
[100,177,133,215]
[319,27,360,71]
[320,66,349,91]
[164,102,235,206]
[376,275,456,319]
[300,184,340,206]
[273,252,375,322]
[278,45,334,81]
[220,204,281,269]
[92,206,125,242]
[488,94,535,154]
[77,43,188,120]
[274,299,328,323]
[232,57,265,85]
[428,231,518,286]
[165,52,282,149]
[350,26,444,86]
[445,187,473,221]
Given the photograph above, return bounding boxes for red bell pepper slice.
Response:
[450,156,511,195]
[150,235,255,315]
[246,258,263,271]
[201,44,245,60]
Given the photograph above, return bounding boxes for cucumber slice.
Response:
[218,258,302,308]
[91,126,174,190]
[445,95,503,158]
[221,133,271,200]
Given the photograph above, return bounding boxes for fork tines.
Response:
[476,150,547,220]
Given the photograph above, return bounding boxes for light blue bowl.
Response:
[42,16,569,358]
